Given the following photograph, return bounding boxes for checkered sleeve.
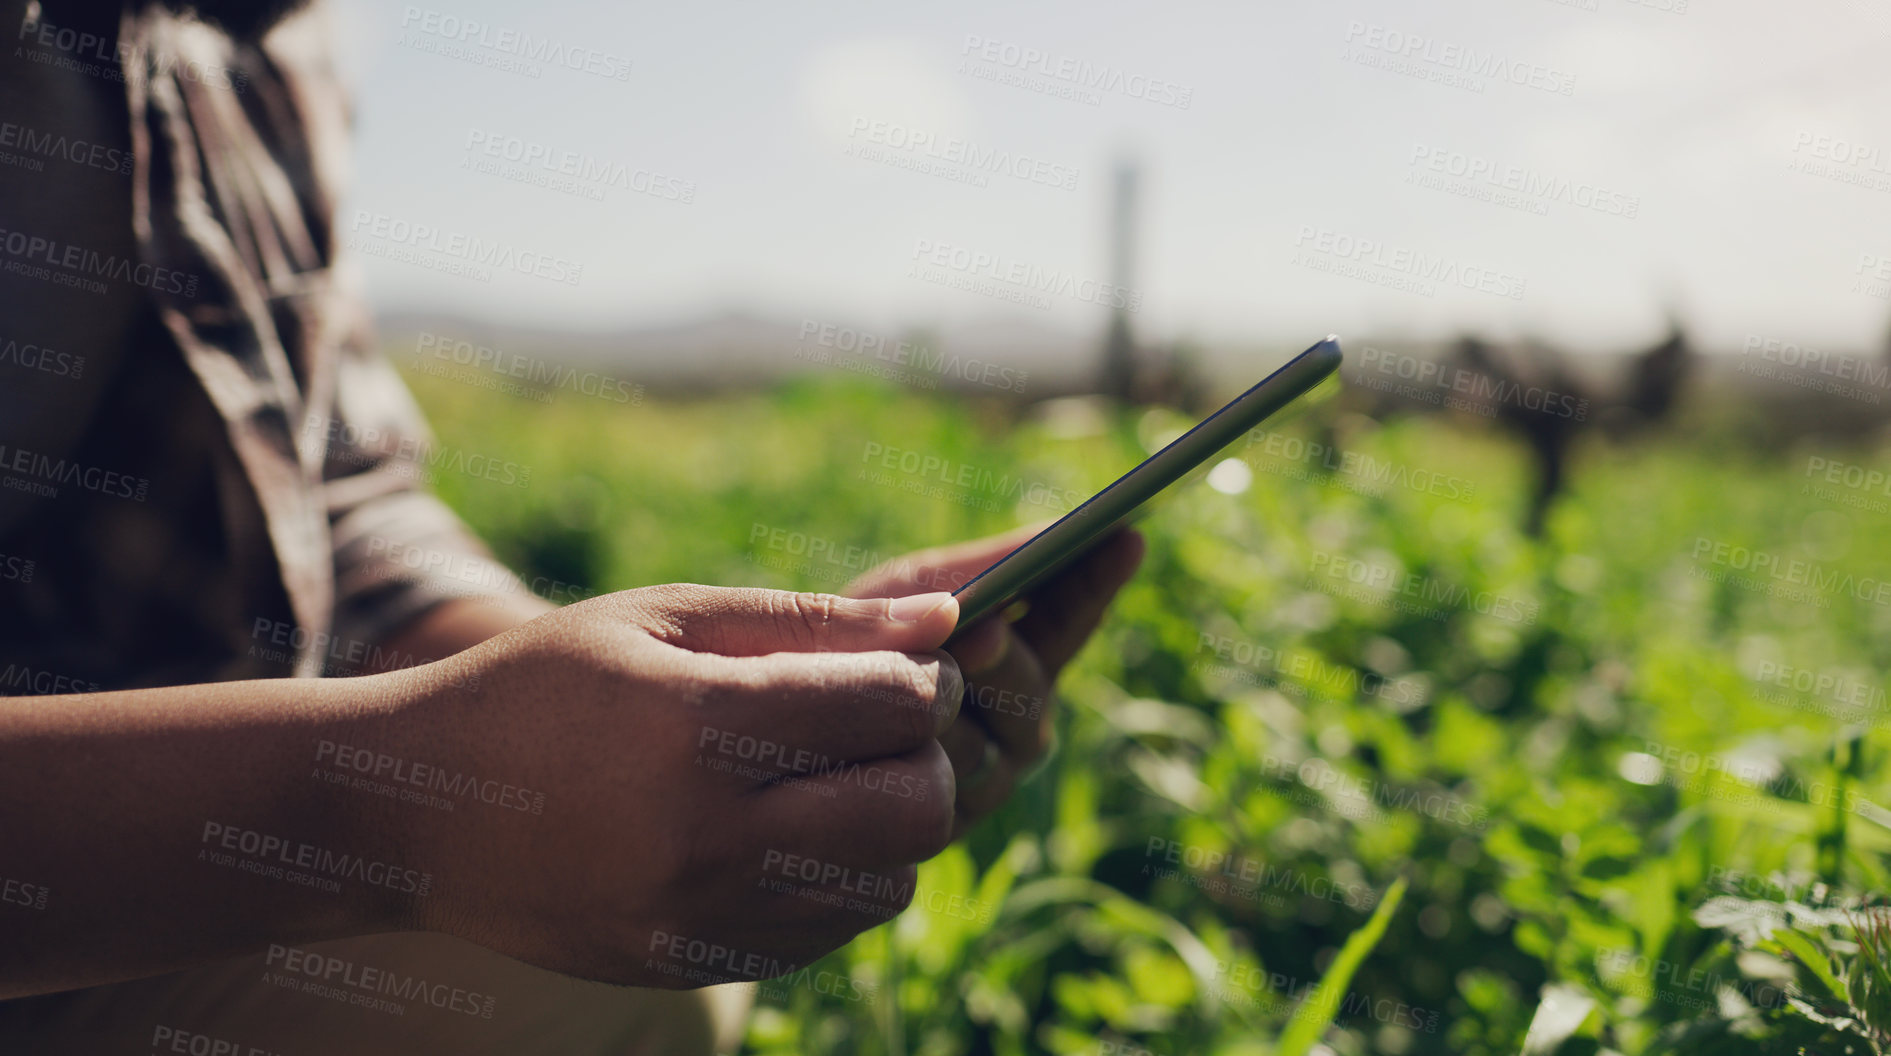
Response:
[321,341,531,654]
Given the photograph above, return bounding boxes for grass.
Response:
[409,360,1891,1055]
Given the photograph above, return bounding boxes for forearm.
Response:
[0,672,429,998]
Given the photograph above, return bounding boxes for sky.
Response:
[328,0,1891,356]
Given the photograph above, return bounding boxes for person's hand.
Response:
[848,527,1145,837]
[387,584,964,988]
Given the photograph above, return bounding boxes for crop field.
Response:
[411,360,1891,1056]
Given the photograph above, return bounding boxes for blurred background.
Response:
[330,0,1891,1052]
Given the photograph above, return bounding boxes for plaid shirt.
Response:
[0,2,523,694]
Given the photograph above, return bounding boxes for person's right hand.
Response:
[379,584,963,988]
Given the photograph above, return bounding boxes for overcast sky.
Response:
[329,0,1891,355]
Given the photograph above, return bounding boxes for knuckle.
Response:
[847,652,936,743]
[899,747,956,859]
[793,592,843,629]
[770,591,843,650]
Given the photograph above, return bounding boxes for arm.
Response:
[0,670,421,998]
[0,587,966,1000]
[367,593,555,672]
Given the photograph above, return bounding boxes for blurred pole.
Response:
[1098,158,1139,400]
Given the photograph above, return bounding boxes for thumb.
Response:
[633,584,959,656]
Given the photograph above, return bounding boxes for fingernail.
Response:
[888,592,956,623]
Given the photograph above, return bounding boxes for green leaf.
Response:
[1766,929,1846,1003]
[1518,982,1598,1056]
[1274,875,1409,1056]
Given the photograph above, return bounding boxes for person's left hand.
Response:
[848,525,1145,838]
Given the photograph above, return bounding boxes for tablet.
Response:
[949,335,1342,635]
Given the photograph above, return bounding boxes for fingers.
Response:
[632,584,958,656]
[694,648,962,770]
[956,622,1054,765]
[747,739,957,871]
[1011,529,1146,676]
[942,610,1008,672]
[846,522,1050,599]
[939,718,1014,825]
[944,619,1048,832]
[746,861,923,956]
